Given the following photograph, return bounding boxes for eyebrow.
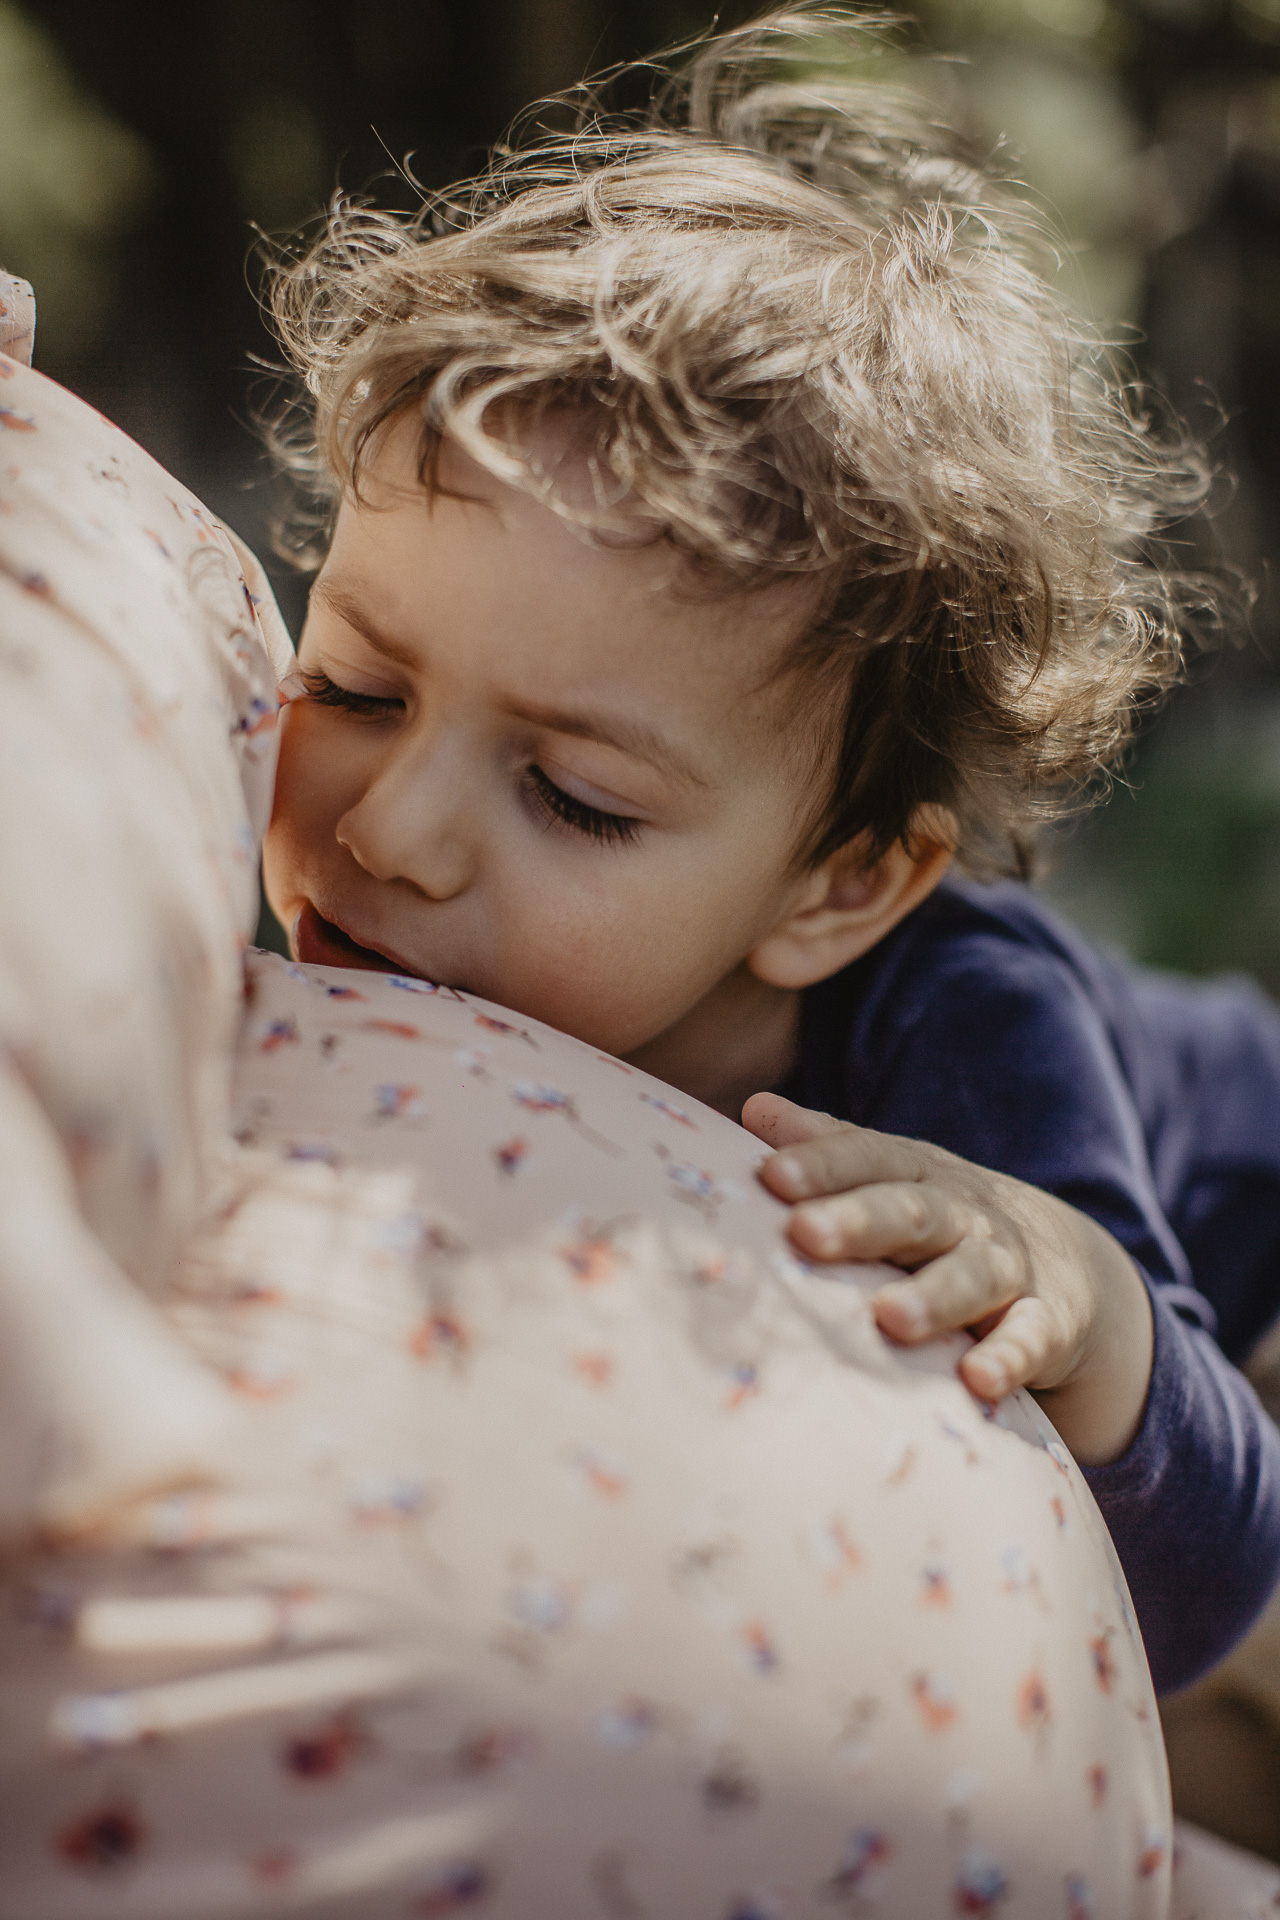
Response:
[506,698,710,790]
[311,579,421,667]
[312,578,711,790]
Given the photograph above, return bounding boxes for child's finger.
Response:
[758,1121,933,1202]
[791,1181,993,1265]
[740,1091,843,1151]
[958,1295,1062,1402]
[871,1238,1023,1343]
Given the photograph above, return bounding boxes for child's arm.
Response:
[744,1091,1153,1466]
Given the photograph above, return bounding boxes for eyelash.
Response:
[301,670,642,848]
[526,763,641,847]
[299,668,404,720]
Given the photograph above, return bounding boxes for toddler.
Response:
[260,6,1280,1692]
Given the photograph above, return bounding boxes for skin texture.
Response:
[264,414,1151,1466]
[264,417,950,1117]
[743,1092,1156,1467]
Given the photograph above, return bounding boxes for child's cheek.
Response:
[508,894,728,1059]
[273,706,364,832]
[262,709,357,908]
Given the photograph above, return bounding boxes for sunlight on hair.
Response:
[261,5,1225,880]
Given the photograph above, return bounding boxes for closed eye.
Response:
[298,668,405,720]
[525,763,641,847]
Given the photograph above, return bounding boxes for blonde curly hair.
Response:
[266,6,1217,875]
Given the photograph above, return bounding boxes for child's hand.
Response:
[742,1091,1154,1467]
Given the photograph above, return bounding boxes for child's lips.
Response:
[292,901,426,978]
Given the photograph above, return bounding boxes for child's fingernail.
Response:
[878,1289,925,1336]
[770,1154,812,1198]
[798,1202,839,1252]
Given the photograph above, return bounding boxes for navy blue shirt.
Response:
[785,877,1280,1694]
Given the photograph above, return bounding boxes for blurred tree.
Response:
[0,0,152,358]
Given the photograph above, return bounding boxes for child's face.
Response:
[264,419,834,1062]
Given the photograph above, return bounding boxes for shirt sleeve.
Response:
[839,941,1280,1692]
[849,942,1196,1292]
[1084,1279,1280,1694]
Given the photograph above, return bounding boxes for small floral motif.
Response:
[511,1081,621,1153]
[493,1135,528,1175]
[408,1311,470,1362]
[920,1560,952,1608]
[827,1827,892,1898]
[702,1744,760,1812]
[234,695,276,740]
[1064,1872,1097,1919]
[560,1233,617,1285]
[667,1160,722,1208]
[282,1709,366,1781]
[723,1897,786,1920]
[939,1416,981,1465]
[882,1436,919,1487]
[595,1698,658,1748]
[258,1017,299,1053]
[226,1352,296,1400]
[1136,1829,1166,1879]
[57,1801,147,1871]
[286,1140,341,1166]
[953,1848,1009,1914]
[513,1080,573,1114]
[454,1726,534,1773]
[810,1516,862,1588]
[571,1349,615,1388]
[1016,1670,1051,1737]
[372,1083,427,1121]
[999,1544,1040,1599]
[18,1579,80,1632]
[414,1860,490,1914]
[508,1574,575,1633]
[641,1089,696,1127]
[911,1670,958,1732]
[726,1360,760,1410]
[570,1446,629,1499]
[364,1018,420,1040]
[347,1473,428,1525]
[475,1012,537,1046]
[742,1620,779,1672]
[251,1848,299,1885]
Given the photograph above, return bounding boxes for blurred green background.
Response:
[4,0,1280,978]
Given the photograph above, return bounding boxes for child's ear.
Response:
[748,815,954,991]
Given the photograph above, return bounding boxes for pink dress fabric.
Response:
[0,317,1271,1918]
[2,951,1174,1918]
[0,272,35,367]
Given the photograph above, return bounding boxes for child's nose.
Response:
[335,736,477,901]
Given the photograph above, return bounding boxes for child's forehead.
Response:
[358,412,821,653]
[322,419,825,768]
